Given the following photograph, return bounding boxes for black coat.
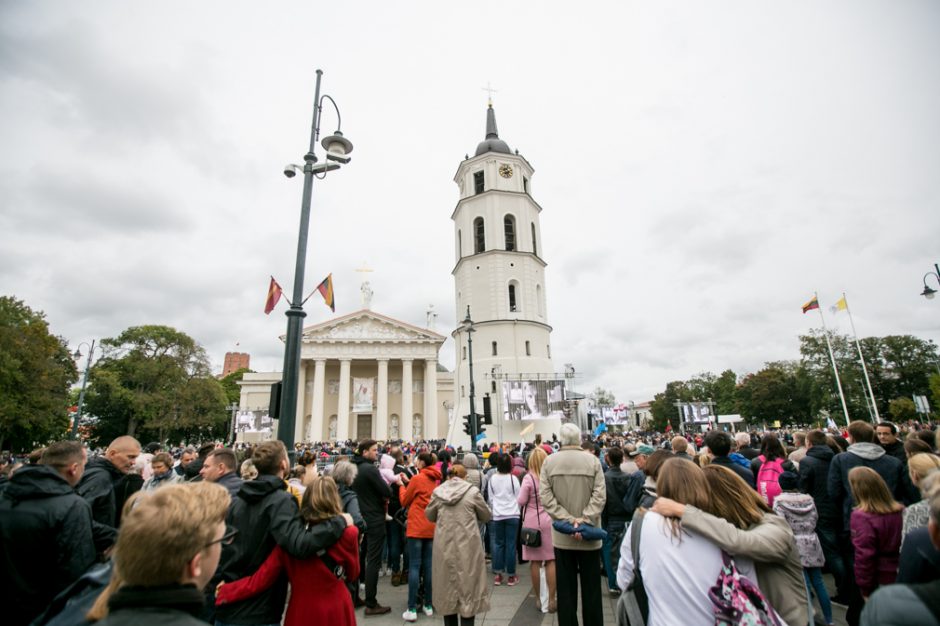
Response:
[711,455,756,489]
[350,454,391,525]
[76,457,139,529]
[882,440,907,464]
[96,584,207,626]
[898,527,940,584]
[215,471,243,499]
[0,465,98,626]
[828,443,905,531]
[603,466,634,524]
[214,474,347,625]
[799,445,840,528]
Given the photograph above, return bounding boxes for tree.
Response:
[0,296,78,451]
[931,374,940,420]
[591,386,616,407]
[888,397,917,423]
[220,367,252,406]
[735,361,812,427]
[84,325,228,446]
[649,380,691,432]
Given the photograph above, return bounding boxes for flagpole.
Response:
[843,293,880,423]
[816,292,851,426]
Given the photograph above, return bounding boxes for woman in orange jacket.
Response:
[400,452,442,622]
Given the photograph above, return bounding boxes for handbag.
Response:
[520,474,543,548]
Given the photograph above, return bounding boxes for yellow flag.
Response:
[830,297,847,314]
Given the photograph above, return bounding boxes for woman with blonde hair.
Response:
[216,476,360,626]
[617,458,761,625]
[901,453,940,543]
[652,463,809,626]
[516,447,556,612]
[848,466,904,600]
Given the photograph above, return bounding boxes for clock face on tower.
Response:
[498,163,514,178]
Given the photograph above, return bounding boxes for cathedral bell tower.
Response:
[451,103,558,445]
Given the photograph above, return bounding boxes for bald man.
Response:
[77,436,142,529]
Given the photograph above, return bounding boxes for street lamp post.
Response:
[277,69,353,451]
[921,263,940,300]
[71,340,95,440]
[462,307,478,449]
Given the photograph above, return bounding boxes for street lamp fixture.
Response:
[461,306,478,448]
[71,340,96,440]
[921,263,940,300]
[276,69,353,452]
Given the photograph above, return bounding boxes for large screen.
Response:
[680,402,713,424]
[502,380,566,421]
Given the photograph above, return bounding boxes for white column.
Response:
[424,358,438,440]
[337,359,351,442]
[401,359,413,441]
[294,360,308,444]
[311,359,327,442]
[376,358,389,440]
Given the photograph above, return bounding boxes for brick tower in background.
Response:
[222,352,250,377]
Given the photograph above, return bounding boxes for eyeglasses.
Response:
[206,526,238,548]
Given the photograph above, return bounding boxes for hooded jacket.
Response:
[425,478,491,617]
[77,456,138,529]
[0,465,98,626]
[851,508,903,596]
[798,444,839,526]
[603,465,633,524]
[828,442,905,531]
[96,584,207,626]
[402,465,442,539]
[214,473,346,625]
[772,492,825,567]
[350,454,391,524]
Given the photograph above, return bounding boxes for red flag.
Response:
[264,276,283,314]
[665,423,672,433]
[316,273,335,312]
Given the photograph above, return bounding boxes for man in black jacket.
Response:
[214,440,352,626]
[351,439,392,615]
[602,447,632,594]
[799,429,846,600]
[706,430,756,489]
[200,447,243,498]
[0,441,104,626]
[77,435,142,529]
[876,421,907,463]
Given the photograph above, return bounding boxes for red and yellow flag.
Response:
[316,274,335,312]
[264,276,283,314]
[801,296,819,314]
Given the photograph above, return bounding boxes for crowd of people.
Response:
[2,418,940,625]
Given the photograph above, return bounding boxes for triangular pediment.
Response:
[299,310,446,344]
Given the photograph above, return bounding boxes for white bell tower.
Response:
[451,103,558,446]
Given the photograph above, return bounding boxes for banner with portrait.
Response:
[681,402,713,424]
[353,377,375,412]
[502,379,566,421]
[235,410,274,433]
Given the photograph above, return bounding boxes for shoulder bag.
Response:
[520,474,542,548]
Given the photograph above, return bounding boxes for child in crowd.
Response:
[848,467,904,600]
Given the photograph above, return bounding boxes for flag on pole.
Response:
[315,274,335,312]
[593,421,607,437]
[264,277,283,314]
[802,296,819,314]
[826,416,837,431]
[829,296,847,315]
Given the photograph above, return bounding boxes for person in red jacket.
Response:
[400,452,442,622]
[848,467,904,601]
[216,476,359,626]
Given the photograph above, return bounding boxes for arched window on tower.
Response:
[508,280,519,313]
[457,230,462,260]
[504,215,516,251]
[531,222,538,256]
[474,217,485,253]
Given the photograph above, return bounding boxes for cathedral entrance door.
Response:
[356,414,373,440]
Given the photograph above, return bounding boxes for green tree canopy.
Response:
[84,325,228,446]
[0,296,78,451]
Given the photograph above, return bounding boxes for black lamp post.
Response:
[462,306,478,448]
[921,263,940,300]
[71,340,95,440]
[277,69,353,451]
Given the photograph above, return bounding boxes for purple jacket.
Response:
[850,508,903,596]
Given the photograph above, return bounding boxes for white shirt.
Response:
[487,472,521,520]
[617,511,759,626]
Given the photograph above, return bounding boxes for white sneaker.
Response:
[423,605,434,617]
[359,583,365,595]
[402,609,418,622]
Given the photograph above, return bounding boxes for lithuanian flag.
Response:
[316,274,335,312]
[802,296,819,314]
[264,276,283,315]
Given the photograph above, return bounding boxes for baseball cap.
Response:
[629,444,655,457]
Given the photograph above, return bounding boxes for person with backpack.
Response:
[751,433,788,506]
[773,470,834,626]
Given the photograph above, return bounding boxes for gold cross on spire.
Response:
[481,82,498,107]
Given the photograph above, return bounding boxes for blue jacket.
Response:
[828,442,904,531]
[552,520,608,541]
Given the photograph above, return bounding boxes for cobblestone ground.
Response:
[352,566,847,625]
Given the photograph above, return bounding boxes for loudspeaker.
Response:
[269,381,283,420]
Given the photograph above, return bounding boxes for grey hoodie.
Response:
[848,442,887,461]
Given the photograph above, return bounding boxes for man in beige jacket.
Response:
[540,423,607,626]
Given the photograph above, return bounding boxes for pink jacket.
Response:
[850,508,903,596]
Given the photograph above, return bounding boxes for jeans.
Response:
[407,537,433,611]
[554,547,603,626]
[602,519,627,591]
[804,567,833,625]
[388,520,406,573]
[490,518,519,576]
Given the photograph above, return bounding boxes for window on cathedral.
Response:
[504,215,516,251]
[531,222,538,256]
[474,171,484,194]
[508,283,518,312]
[525,340,531,356]
[523,177,529,193]
[474,217,485,253]
[492,341,498,356]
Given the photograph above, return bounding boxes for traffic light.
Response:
[463,414,473,436]
[463,413,485,438]
[482,395,493,425]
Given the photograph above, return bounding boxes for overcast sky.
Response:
[2,1,938,405]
